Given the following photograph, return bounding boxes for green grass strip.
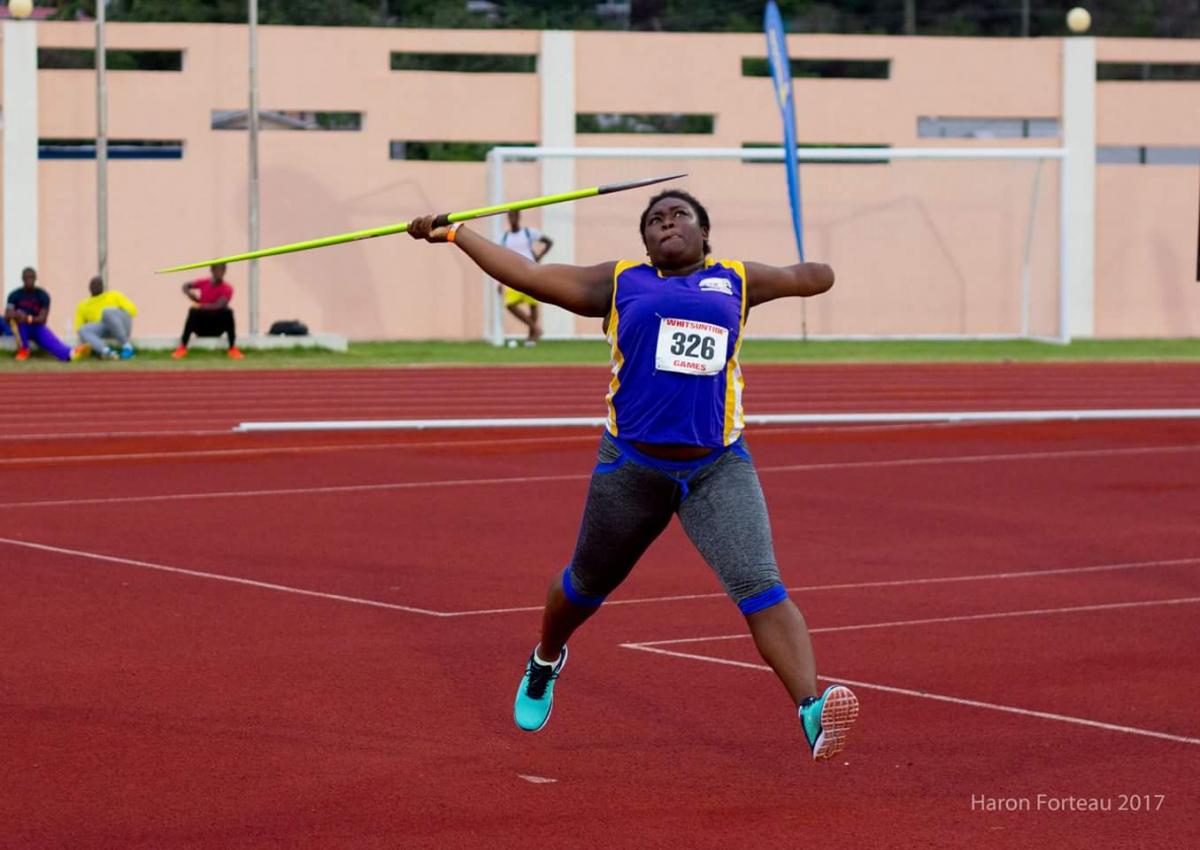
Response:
[5,338,1199,372]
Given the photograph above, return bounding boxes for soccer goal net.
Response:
[483,145,1066,345]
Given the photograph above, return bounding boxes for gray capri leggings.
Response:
[77,307,133,352]
[563,432,787,616]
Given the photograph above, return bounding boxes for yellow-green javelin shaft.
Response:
[157,172,686,274]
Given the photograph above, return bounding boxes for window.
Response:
[742,142,890,165]
[1098,146,1200,165]
[918,117,1059,139]
[38,49,183,71]
[389,141,535,162]
[390,52,537,73]
[742,58,889,79]
[576,113,714,134]
[39,139,184,160]
[1098,63,1200,82]
[211,110,362,131]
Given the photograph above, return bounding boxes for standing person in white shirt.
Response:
[499,210,554,346]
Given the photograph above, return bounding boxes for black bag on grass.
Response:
[269,319,309,336]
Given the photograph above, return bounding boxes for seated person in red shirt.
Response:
[172,263,243,360]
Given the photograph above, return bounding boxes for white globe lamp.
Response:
[8,0,35,20]
[1066,7,1092,34]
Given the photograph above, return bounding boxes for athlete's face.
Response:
[642,198,707,268]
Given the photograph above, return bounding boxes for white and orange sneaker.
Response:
[801,685,859,761]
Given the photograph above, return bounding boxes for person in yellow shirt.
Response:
[72,276,138,361]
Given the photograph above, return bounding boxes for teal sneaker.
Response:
[800,684,859,761]
[513,646,567,732]
[119,343,135,360]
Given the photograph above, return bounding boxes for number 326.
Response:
[670,332,716,360]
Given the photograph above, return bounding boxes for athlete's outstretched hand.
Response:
[407,215,457,243]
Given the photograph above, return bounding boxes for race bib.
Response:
[655,317,729,376]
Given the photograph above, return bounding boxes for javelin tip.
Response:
[596,172,688,195]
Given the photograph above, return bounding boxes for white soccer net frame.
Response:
[483,145,1070,346]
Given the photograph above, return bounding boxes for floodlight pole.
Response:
[247,0,261,335]
[96,0,108,283]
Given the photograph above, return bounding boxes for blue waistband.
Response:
[606,432,746,474]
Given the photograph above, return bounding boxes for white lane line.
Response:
[0,434,603,466]
[0,536,450,618]
[517,775,558,784]
[4,442,1199,510]
[0,422,993,465]
[620,648,1200,748]
[625,595,1200,647]
[0,428,230,443]
[10,375,1193,401]
[0,472,588,509]
[440,556,1200,616]
[758,443,1200,475]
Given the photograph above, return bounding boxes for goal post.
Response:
[484,145,1072,346]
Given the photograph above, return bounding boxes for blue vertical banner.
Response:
[764,1,804,262]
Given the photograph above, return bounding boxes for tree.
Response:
[51,0,1200,38]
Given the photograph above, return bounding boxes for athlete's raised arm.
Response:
[408,216,614,318]
[744,261,835,308]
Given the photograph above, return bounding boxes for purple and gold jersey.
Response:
[604,258,748,448]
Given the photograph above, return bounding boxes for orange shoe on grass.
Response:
[227,346,245,360]
[171,346,188,360]
[14,348,30,362]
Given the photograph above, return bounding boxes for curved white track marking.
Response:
[619,644,1200,746]
[625,595,1200,647]
[5,531,1191,625]
[4,530,1199,730]
[0,536,450,617]
[440,556,1200,616]
[3,442,1198,510]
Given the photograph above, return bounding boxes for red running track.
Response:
[1,364,1198,849]
[1,362,1198,438]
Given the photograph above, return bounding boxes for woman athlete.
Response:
[407,189,858,761]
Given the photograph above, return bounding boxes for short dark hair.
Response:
[639,189,711,256]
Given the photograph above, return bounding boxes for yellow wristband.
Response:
[446,222,463,243]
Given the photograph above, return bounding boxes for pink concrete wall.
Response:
[2,24,1198,340]
[8,23,543,341]
[572,32,1063,338]
[1095,39,1200,337]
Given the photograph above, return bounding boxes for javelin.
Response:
[156,172,686,273]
